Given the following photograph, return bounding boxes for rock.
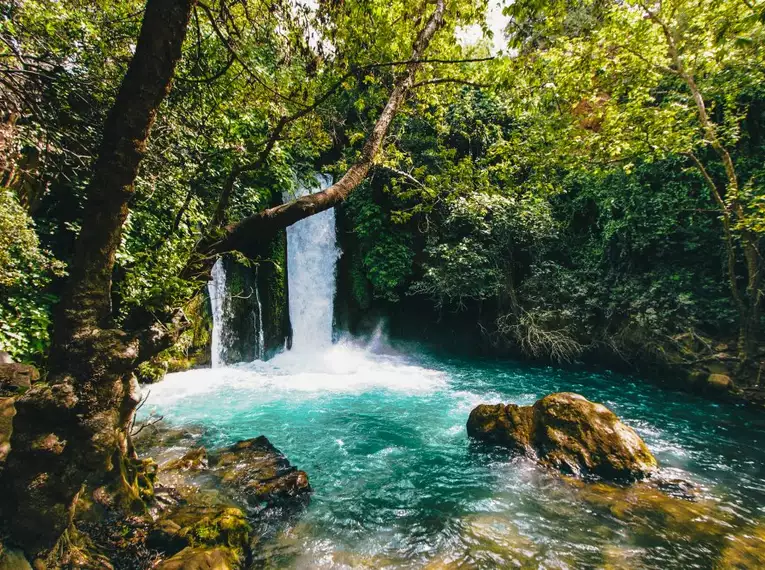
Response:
[209,437,311,506]
[465,403,535,453]
[155,547,240,570]
[0,363,39,396]
[0,352,12,364]
[0,397,15,464]
[148,503,249,558]
[163,447,208,472]
[686,370,707,387]
[0,547,32,570]
[467,393,658,480]
[717,522,765,569]
[707,374,733,392]
[572,479,732,547]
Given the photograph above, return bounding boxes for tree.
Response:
[505,0,765,365]
[0,0,197,557]
[0,0,460,559]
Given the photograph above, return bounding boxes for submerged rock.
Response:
[467,392,658,480]
[209,437,311,507]
[154,546,240,570]
[717,522,765,569]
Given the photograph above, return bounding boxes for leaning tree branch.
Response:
[412,77,490,89]
[183,0,449,279]
[210,55,493,226]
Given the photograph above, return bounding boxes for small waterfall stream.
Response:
[208,258,227,368]
[208,173,337,364]
[254,266,265,361]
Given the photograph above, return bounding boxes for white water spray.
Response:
[285,174,339,351]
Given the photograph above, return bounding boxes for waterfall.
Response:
[285,174,338,351]
[207,173,337,366]
[254,266,265,360]
[208,258,227,368]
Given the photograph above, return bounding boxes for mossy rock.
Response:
[706,374,734,392]
[162,447,208,472]
[150,504,250,559]
[209,437,311,506]
[467,393,658,481]
[572,479,732,545]
[155,546,240,570]
[0,363,39,396]
[686,369,707,388]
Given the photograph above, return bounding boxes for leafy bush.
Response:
[0,189,65,362]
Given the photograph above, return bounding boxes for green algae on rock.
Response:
[154,546,240,570]
[467,392,658,480]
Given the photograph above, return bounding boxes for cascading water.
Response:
[206,174,335,365]
[284,174,338,351]
[208,258,227,368]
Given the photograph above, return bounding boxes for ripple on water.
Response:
[141,342,765,569]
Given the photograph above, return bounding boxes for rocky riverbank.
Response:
[0,356,311,569]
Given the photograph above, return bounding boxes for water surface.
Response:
[142,340,765,569]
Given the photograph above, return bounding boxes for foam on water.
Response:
[146,340,446,410]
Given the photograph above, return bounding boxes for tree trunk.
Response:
[0,0,194,560]
[739,238,763,366]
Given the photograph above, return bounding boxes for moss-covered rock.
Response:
[707,374,734,392]
[467,393,658,480]
[154,546,240,570]
[570,478,734,556]
[0,363,39,396]
[149,504,250,558]
[162,447,208,472]
[209,437,311,507]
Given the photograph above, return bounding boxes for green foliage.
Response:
[0,189,65,362]
[2,0,763,368]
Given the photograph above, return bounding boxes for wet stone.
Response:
[467,392,658,481]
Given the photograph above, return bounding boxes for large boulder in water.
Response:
[467,392,658,480]
[209,437,311,507]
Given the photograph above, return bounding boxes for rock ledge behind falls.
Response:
[467,392,658,481]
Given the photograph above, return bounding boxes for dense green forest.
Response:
[3,0,764,375]
[1,0,765,566]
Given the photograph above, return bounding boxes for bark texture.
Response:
[0,0,195,559]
